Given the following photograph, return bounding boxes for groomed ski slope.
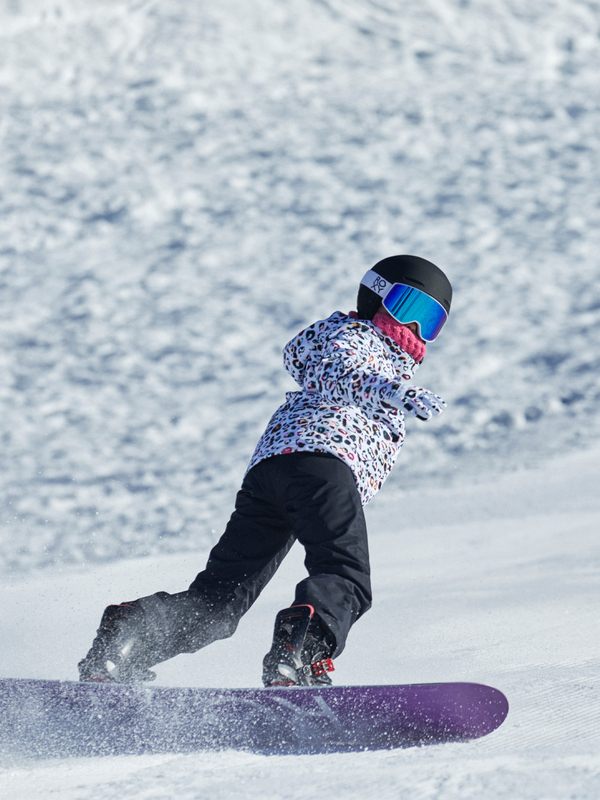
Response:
[2,0,600,573]
[1,445,599,799]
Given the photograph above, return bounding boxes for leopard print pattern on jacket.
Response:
[247,311,419,505]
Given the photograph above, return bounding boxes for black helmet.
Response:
[356,255,452,322]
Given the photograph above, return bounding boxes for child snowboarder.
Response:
[79,254,452,687]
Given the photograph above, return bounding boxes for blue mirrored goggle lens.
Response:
[382,283,448,342]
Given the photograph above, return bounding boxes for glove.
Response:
[387,385,446,421]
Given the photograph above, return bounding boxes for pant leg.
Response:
[183,452,371,659]
[187,467,296,635]
[279,453,372,658]
[125,464,296,666]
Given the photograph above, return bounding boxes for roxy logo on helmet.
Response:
[370,276,388,294]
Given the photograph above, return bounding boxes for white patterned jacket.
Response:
[247,311,420,505]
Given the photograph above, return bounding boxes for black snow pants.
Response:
[133,452,372,666]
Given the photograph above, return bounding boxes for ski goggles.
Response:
[360,269,449,341]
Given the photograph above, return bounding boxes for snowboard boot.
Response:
[78,601,157,683]
[262,605,335,687]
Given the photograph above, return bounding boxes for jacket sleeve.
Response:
[289,323,403,413]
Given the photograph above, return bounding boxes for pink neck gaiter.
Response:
[349,310,426,362]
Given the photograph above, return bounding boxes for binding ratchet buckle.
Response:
[311,658,335,677]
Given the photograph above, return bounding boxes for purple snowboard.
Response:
[0,678,508,757]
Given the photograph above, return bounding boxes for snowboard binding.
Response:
[78,602,157,683]
[262,605,335,687]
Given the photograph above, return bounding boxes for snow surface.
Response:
[1,0,600,796]
[2,445,600,797]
